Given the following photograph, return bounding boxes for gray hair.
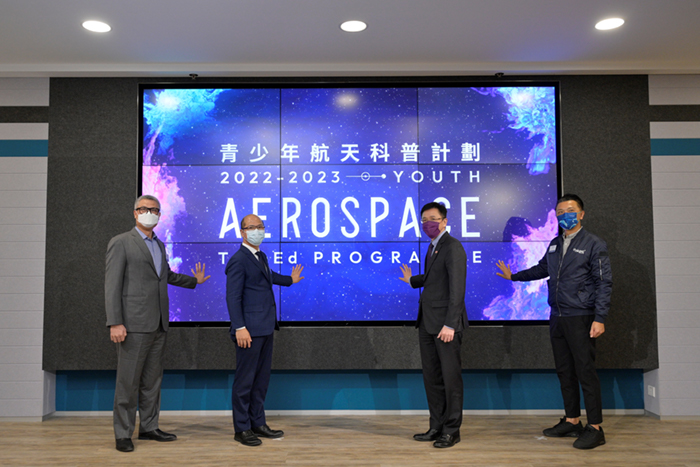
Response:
[134,195,161,210]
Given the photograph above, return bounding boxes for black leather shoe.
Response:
[433,432,460,448]
[252,424,284,439]
[413,428,441,441]
[137,429,177,442]
[234,429,262,446]
[115,438,134,452]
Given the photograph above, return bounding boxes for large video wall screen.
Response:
[140,83,560,325]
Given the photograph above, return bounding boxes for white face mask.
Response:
[245,229,265,246]
[138,212,159,228]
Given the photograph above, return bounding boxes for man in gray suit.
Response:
[105,195,210,452]
[400,201,468,449]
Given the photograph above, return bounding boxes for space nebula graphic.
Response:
[141,85,559,323]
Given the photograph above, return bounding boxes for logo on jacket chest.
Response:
[572,248,586,255]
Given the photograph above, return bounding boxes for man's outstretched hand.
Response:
[192,262,211,284]
[291,264,305,283]
[495,260,513,280]
[399,264,412,284]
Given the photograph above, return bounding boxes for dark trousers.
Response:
[550,314,603,425]
[232,333,274,433]
[113,328,167,439]
[418,322,463,435]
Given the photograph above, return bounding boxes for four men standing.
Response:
[106,194,611,451]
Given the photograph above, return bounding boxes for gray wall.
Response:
[42,75,658,371]
[646,75,700,417]
[0,78,53,417]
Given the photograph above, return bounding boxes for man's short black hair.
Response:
[421,201,447,218]
[557,193,584,211]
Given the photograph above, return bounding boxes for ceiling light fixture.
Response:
[340,20,367,33]
[595,18,624,30]
[82,20,111,33]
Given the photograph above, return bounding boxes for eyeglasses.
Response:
[135,207,161,215]
[242,224,265,231]
[421,217,444,223]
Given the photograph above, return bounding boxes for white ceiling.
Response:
[1,0,699,77]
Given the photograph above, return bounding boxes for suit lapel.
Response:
[130,228,158,276]
[242,246,271,283]
[156,237,168,279]
[424,232,449,278]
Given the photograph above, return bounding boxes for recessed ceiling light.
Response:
[595,18,624,30]
[82,20,111,33]
[340,20,367,33]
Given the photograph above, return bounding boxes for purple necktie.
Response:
[425,243,434,273]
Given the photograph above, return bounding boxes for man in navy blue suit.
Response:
[225,214,304,446]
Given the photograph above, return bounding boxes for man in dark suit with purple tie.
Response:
[400,202,468,449]
[225,214,304,446]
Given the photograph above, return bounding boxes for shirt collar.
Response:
[564,227,582,240]
[135,226,157,241]
[431,228,447,247]
[242,241,260,256]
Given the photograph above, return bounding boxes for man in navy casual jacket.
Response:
[225,214,304,446]
[496,194,612,450]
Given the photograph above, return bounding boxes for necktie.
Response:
[256,251,270,278]
[425,243,434,273]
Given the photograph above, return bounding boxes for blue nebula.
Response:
[472,87,557,174]
[143,88,228,154]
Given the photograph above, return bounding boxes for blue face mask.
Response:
[557,212,579,230]
[245,229,265,246]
